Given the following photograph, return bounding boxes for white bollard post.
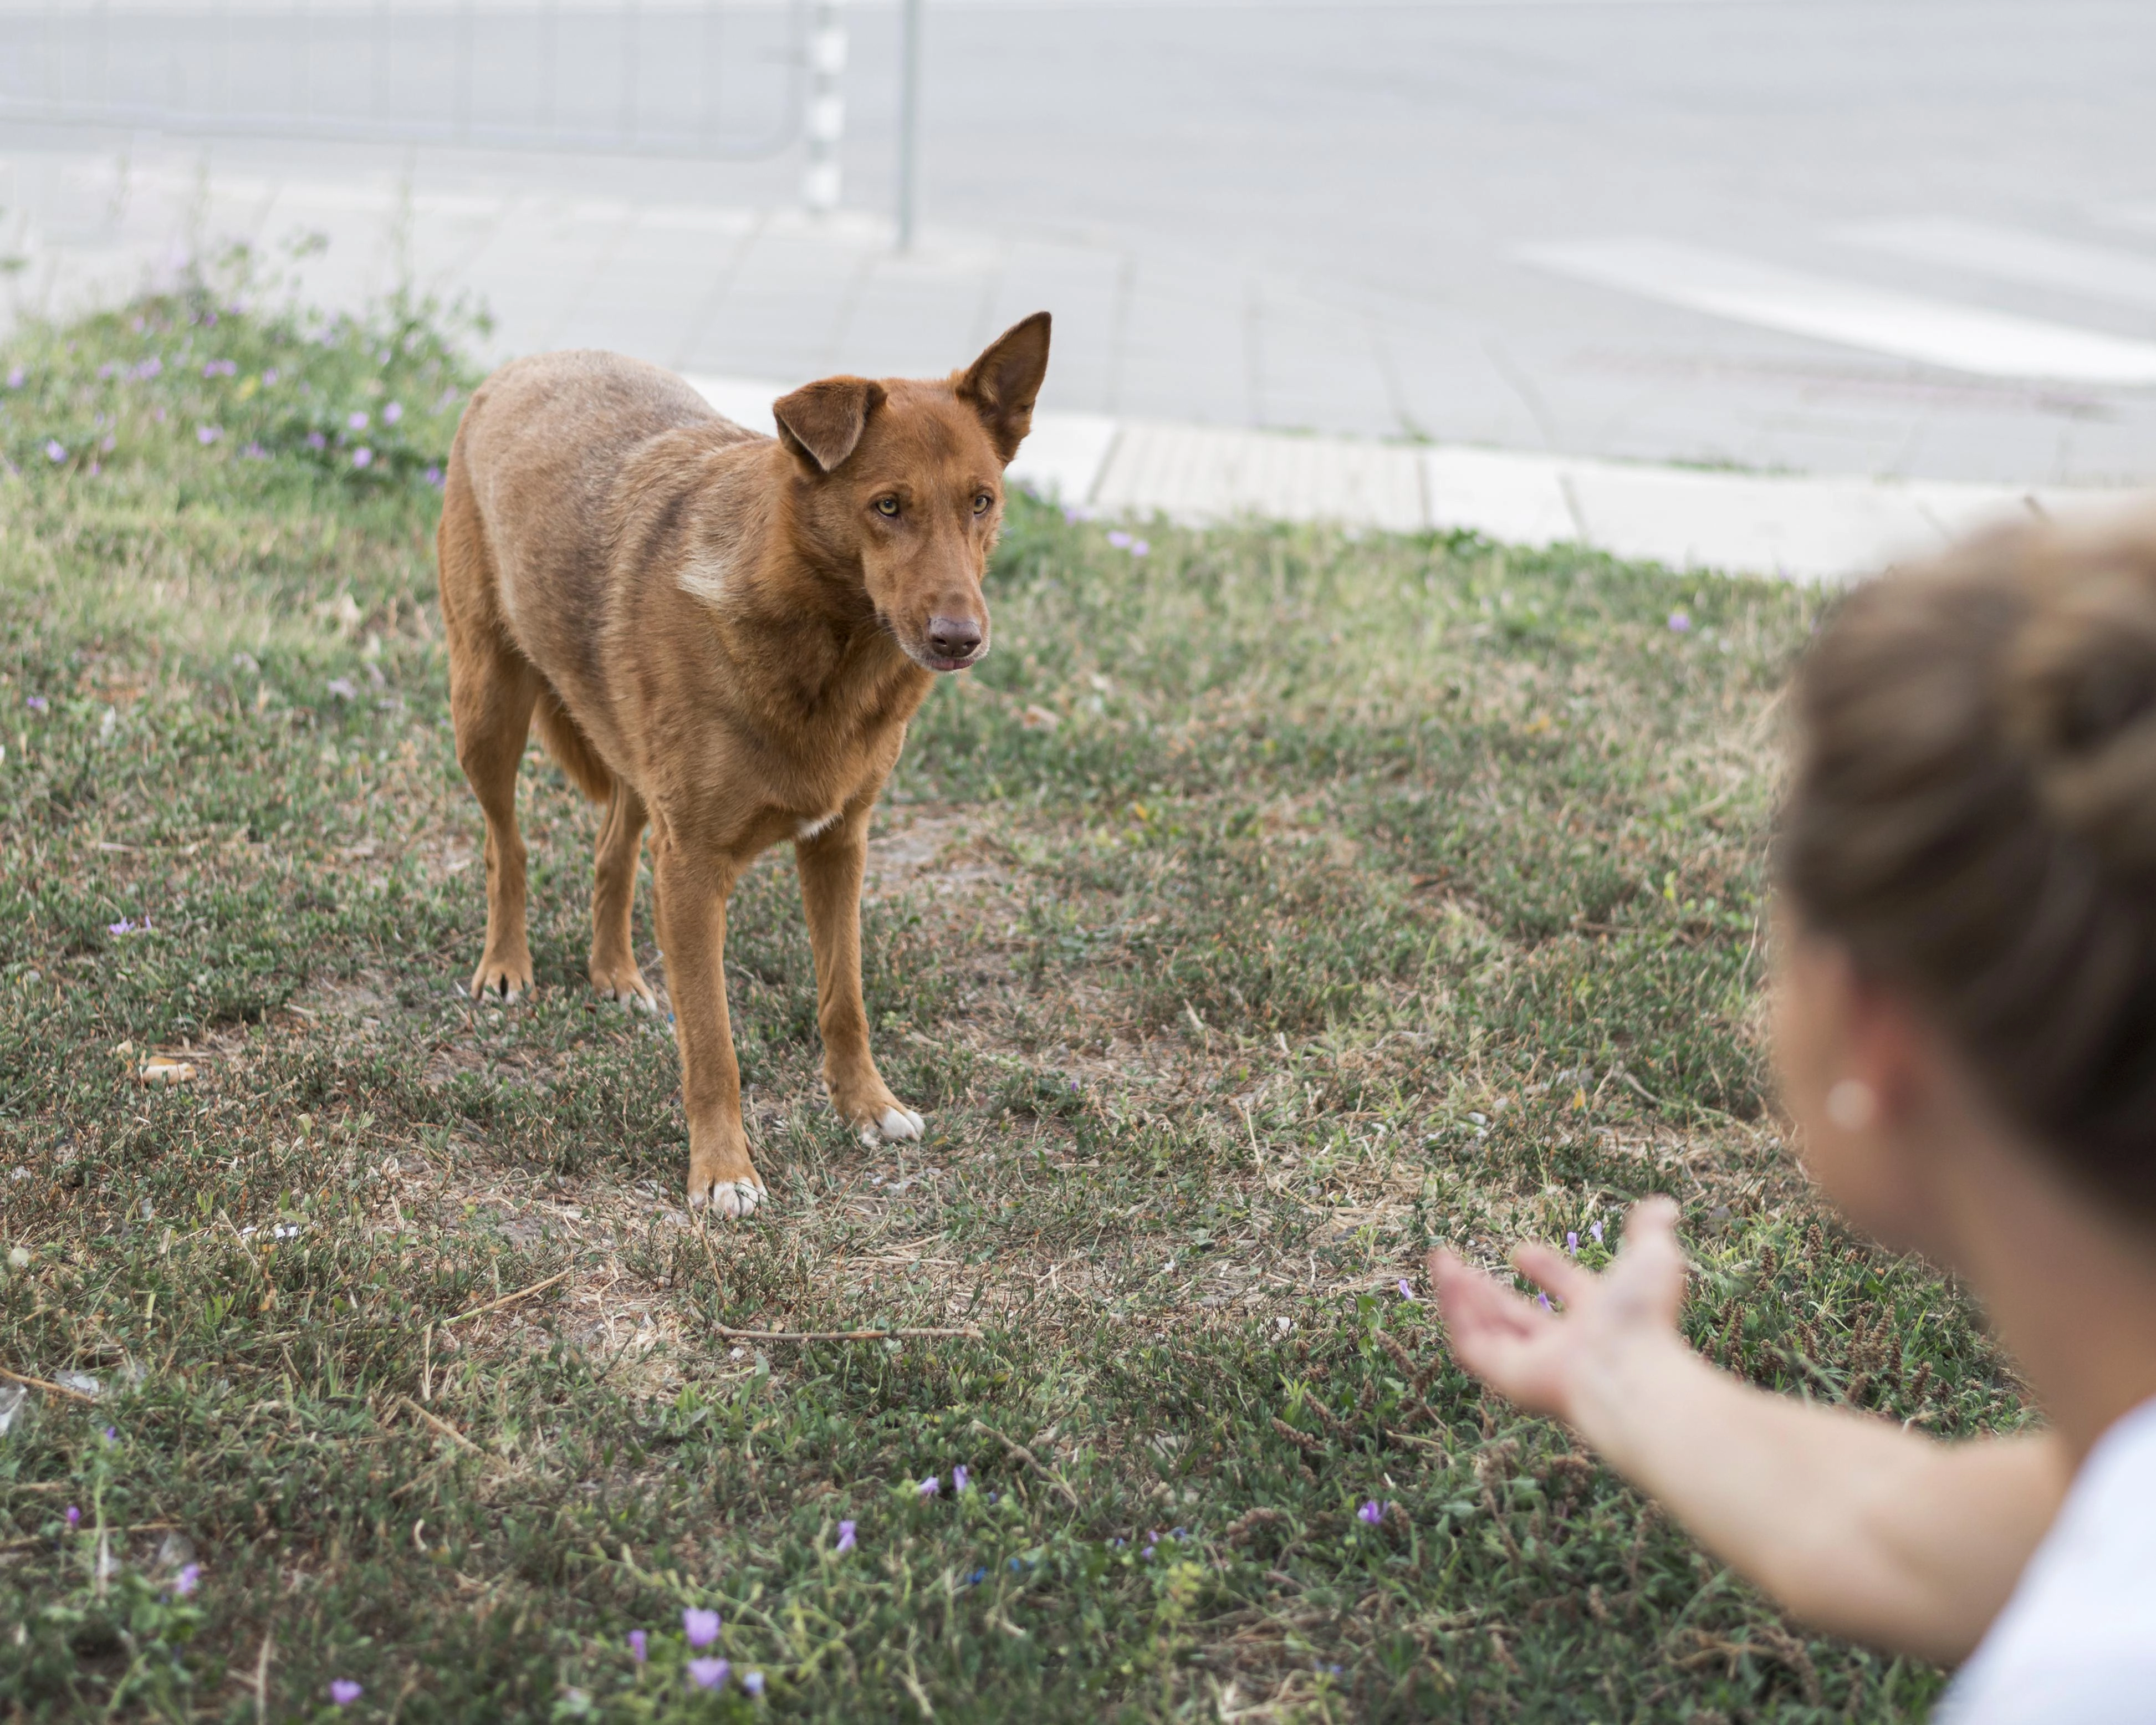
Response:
[801,0,846,215]
[896,0,922,251]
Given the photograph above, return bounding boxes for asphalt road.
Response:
[1,0,2151,483]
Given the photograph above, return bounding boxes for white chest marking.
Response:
[676,541,741,609]
[797,809,844,842]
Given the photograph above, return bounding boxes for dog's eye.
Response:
[973,492,993,516]
[874,496,901,518]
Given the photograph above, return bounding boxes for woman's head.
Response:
[1774,509,2156,1241]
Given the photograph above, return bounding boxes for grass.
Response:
[0,280,2036,1723]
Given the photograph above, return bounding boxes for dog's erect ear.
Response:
[957,312,1051,465]
[772,376,886,473]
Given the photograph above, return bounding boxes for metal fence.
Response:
[0,3,822,165]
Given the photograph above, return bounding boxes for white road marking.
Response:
[1837,217,2156,312]
[1519,237,2156,384]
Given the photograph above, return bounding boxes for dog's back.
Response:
[438,350,765,794]
[445,349,748,640]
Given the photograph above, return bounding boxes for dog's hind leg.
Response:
[450,636,543,1002]
[795,804,923,1147]
[440,450,543,1002]
[589,782,657,1011]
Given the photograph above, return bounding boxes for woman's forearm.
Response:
[1567,1332,2066,1661]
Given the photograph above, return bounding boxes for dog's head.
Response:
[772,312,1051,673]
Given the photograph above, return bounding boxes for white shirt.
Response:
[1939,1396,2156,1723]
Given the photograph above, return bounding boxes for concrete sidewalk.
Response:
[693,374,2148,583]
[1,141,2145,583]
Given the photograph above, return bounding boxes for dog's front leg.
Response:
[651,831,764,1217]
[795,807,924,1147]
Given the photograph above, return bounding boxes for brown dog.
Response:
[436,314,1051,1216]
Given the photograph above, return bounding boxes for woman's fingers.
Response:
[1429,1249,1546,1343]
[1429,1248,1575,1417]
[1513,1241,1593,1305]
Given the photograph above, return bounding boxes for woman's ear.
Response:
[1774,922,1949,1254]
[957,312,1051,464]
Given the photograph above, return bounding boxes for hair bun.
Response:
[2006,545,2156,879]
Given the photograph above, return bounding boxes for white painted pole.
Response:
[896,0,922,252]
[801,0,846,215]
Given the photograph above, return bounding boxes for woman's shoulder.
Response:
[1938,1399,2156,1725]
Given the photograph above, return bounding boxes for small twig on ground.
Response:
[0,1364,97,1404]
[968,1417,1081,1510]
[396,1395,483,1456]
[1,1519,177,1552]
[253,1630,274,1725]
[439,1268,570,1326]
[717,1323,982,1343]
[696,1217,727,1297]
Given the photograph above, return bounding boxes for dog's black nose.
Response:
[927,616,983,660]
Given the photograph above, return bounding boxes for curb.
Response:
[687,374,2150,586]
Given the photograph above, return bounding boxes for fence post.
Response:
[801,0,846,215]
[896,0,922,251]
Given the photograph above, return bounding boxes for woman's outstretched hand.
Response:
[1427,1196,1688,1425]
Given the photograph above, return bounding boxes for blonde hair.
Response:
[1779,508,2156,1219]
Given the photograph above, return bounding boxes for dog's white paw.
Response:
[600,980,660,1014]
[859,1107,925,1147]
[689,1178,764,1220]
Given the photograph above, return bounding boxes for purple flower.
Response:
[329,1680,362,1706]
[687,1658,729,1690]
[196,425,221,445]
[742,1670,765,1696]
[952,1465,970,1493]
[263,368,278,385]
[1106,530,1132,549]
[242,442,268,460]
[382,401,403,425]
[917,1475,940,1497]
[134,357,162,381]
[43,441,65,463]
[1668,610,1692,634]
[25,695,47,711]
[1131,539,1151,557]
[1536,1292,1554,1313]
[100,434,115,453]
[172,1563,201,1596]
[1357,1499,1386,1525]
[1591,1221,1605,1246]
[4,366,21,387]
[1566,1231,1578,1256]
[352,447,374,469]
[108,918,137,937]
[423,465,443,487]
[683,1606,721,1647]
[348,410,370,432]
[1397,1278,1416,1300]
[103,1426,116,1443]
[835,1519,856,1552]
[305,431,327,451]
[64,1504,80,1527]
[628,1629,647,1663]
[97,362,116,380]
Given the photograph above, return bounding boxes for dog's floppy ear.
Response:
[957,312,1051,465]
[773,376,886,473]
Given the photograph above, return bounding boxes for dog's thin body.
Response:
[437,318,1050,1214]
